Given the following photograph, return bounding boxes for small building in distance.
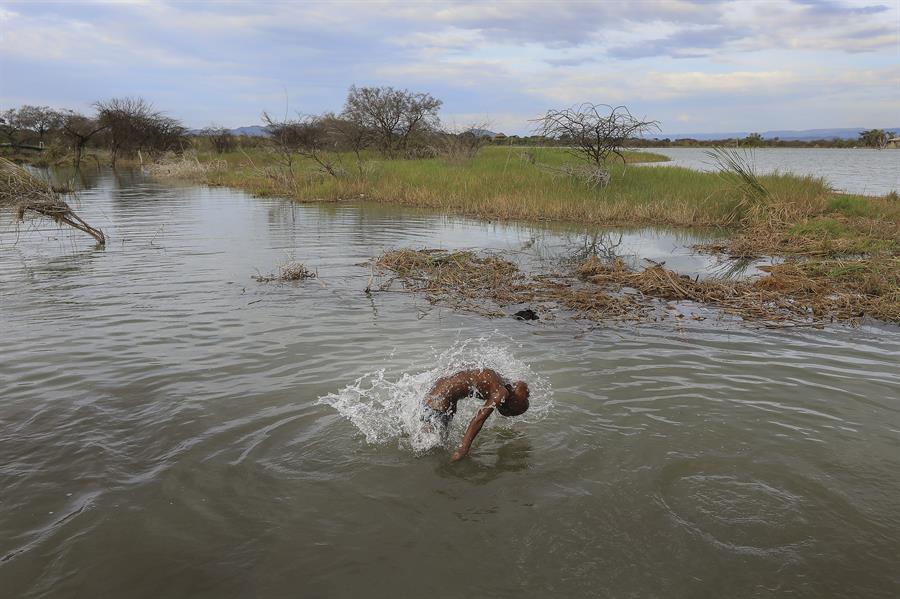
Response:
[493,132,507,142]
[886,136,900,149]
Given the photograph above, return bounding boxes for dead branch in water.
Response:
[0,157,105,245]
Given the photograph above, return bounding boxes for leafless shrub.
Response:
[94,97,186,166]
[437,125,489,164]
[535,162,611,190]
[342,85,442,158]
[202,125,236,154]
[320,113,370,175]
[262,112,344,178]
[562,164,612,189]
[533,103,659,169]
[60,111,107,168]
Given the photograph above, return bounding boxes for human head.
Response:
[498,381,530,417]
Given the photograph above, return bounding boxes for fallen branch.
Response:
[0,157,105,245]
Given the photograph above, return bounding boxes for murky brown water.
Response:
[2,168,899,598]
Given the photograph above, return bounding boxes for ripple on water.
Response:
[654,455,881,561]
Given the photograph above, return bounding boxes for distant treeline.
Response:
[0,100,187,167]
[0,86,474,168]
[488,130,896,149]
[2,92,895,170]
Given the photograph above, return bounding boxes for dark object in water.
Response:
[513,308,539,321]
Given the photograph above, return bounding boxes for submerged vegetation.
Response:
[375,248,899,325]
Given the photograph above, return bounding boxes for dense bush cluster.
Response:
[1,99,187,167]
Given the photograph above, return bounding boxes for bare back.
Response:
[425,368,506,413]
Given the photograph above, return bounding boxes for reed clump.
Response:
[146,152,226,178]
[0,157,105,245]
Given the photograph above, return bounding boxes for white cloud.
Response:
[1,0,897,132]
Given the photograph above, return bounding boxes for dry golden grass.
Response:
[375,248,899,324]
[375,248,640,319]
[145,152,226,178]
[578,255,899,323]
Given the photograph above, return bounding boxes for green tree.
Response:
[741,132,764,147]
[858,129,894,149]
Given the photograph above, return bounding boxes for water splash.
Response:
[318,337,552,454]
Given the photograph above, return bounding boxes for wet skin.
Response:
[425,368,515,462]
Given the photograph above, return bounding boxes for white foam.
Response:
[318,336,552,454]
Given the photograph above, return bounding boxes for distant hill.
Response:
[651,127,900,141]
[187,125,268,137]
[470,128,498,138]
[232,126,268,137]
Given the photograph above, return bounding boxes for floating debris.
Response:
[253,261,316,283]
[374,248,639,320]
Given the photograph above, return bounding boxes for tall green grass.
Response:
[188,145,833,228]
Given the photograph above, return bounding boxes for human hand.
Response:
[450,450,465,462]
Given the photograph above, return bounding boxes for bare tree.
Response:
[95,97,156,166]
[321,113,370,173]
[202,125,236,154]
[94,97,184,166]
[437,124,490,164]
[61,111,107,168]
[342,85,442,158]
[262,112,342,178]
[533,103,659,168]
[144,115,186,156]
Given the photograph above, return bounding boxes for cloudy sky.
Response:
[1,0,898,134]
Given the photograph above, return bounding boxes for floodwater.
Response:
[646,147,900,196]
[2,169,899,598]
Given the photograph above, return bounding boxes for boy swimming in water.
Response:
[422,368,530,462]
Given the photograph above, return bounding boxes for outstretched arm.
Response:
[450,387,507,462]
